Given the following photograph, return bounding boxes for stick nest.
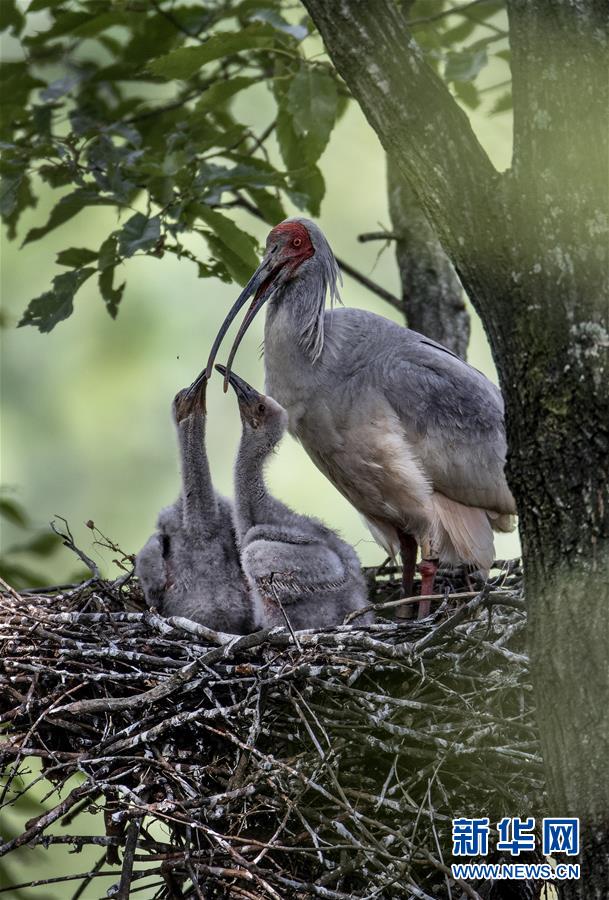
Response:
[0,562,544,899]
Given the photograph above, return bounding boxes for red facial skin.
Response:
[268,221,315,276]
[252,221,315,301]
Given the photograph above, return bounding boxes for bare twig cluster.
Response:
[0,562,543,899]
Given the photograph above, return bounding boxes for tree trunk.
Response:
[387,157,470,357]
[302,0,609,894]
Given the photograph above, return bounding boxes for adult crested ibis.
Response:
[206,218,516,614]
[216,364,370,630]
[135,374,252,634]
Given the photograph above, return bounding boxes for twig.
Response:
[51,516,100,580]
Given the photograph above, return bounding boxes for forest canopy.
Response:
[0,0,509,333]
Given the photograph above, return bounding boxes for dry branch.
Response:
[0,562,544,899]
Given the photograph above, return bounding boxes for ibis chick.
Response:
[135,374,252,634]
[217,365,371,631]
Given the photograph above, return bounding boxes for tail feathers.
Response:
[487,510,517,533]
[362,515,401,560]
[431,493,496,573]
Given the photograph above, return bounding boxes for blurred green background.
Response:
[0,76,518,584]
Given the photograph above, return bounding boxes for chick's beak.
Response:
[214,364,261,407]
[175,372,207,422]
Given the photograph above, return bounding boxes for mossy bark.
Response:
[302,0,609,894]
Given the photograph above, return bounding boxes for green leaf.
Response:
[445,49,488,83]
[17,531,63,557]
[117,213,161,257]
[148,25,276,80]
[56,247,99,267]
[99,266,125,319]
[454,80,480,110]
[23,190,115,246]
[203,234,251,286]
[195,76,257,112]
[197,158,284,194]
[0,174,23,217]
[246,187,286,225]
[440,19,477,47]
[287,66,338,164]
[275,105,300,170]
[98,236,125,318]
[196,205,259,283]
[490,91,513,116]
[19,267,96,332]
[0,498,29,528]
[0,0,25,36]
[1,173,37,240]
[289,165,325,217]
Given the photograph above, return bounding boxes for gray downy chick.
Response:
[135,373,252,634]
[216,364,371,631]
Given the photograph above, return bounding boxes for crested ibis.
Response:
[206,218,516,616]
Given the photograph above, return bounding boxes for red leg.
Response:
[417,558,439,618]
[397,532,418,619]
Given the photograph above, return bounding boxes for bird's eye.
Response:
[257,403,266,414]
[292,237,302,248]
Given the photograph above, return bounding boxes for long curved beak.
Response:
[205,251,282,389]
[215,364,261,405]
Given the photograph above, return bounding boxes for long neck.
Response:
[233,436,289,537]
[264,273,329,412]
[176,412,217,529]
[271,267,327,360]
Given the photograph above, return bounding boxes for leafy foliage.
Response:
[0,0,511,332]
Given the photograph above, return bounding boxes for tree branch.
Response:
[387,156,470,357]
[300,0,501,307]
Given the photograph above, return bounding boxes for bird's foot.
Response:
[417,558,439,618]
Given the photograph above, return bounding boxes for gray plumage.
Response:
[135,377,252,634]
[217,365,371,631]
[207,218,516,597]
